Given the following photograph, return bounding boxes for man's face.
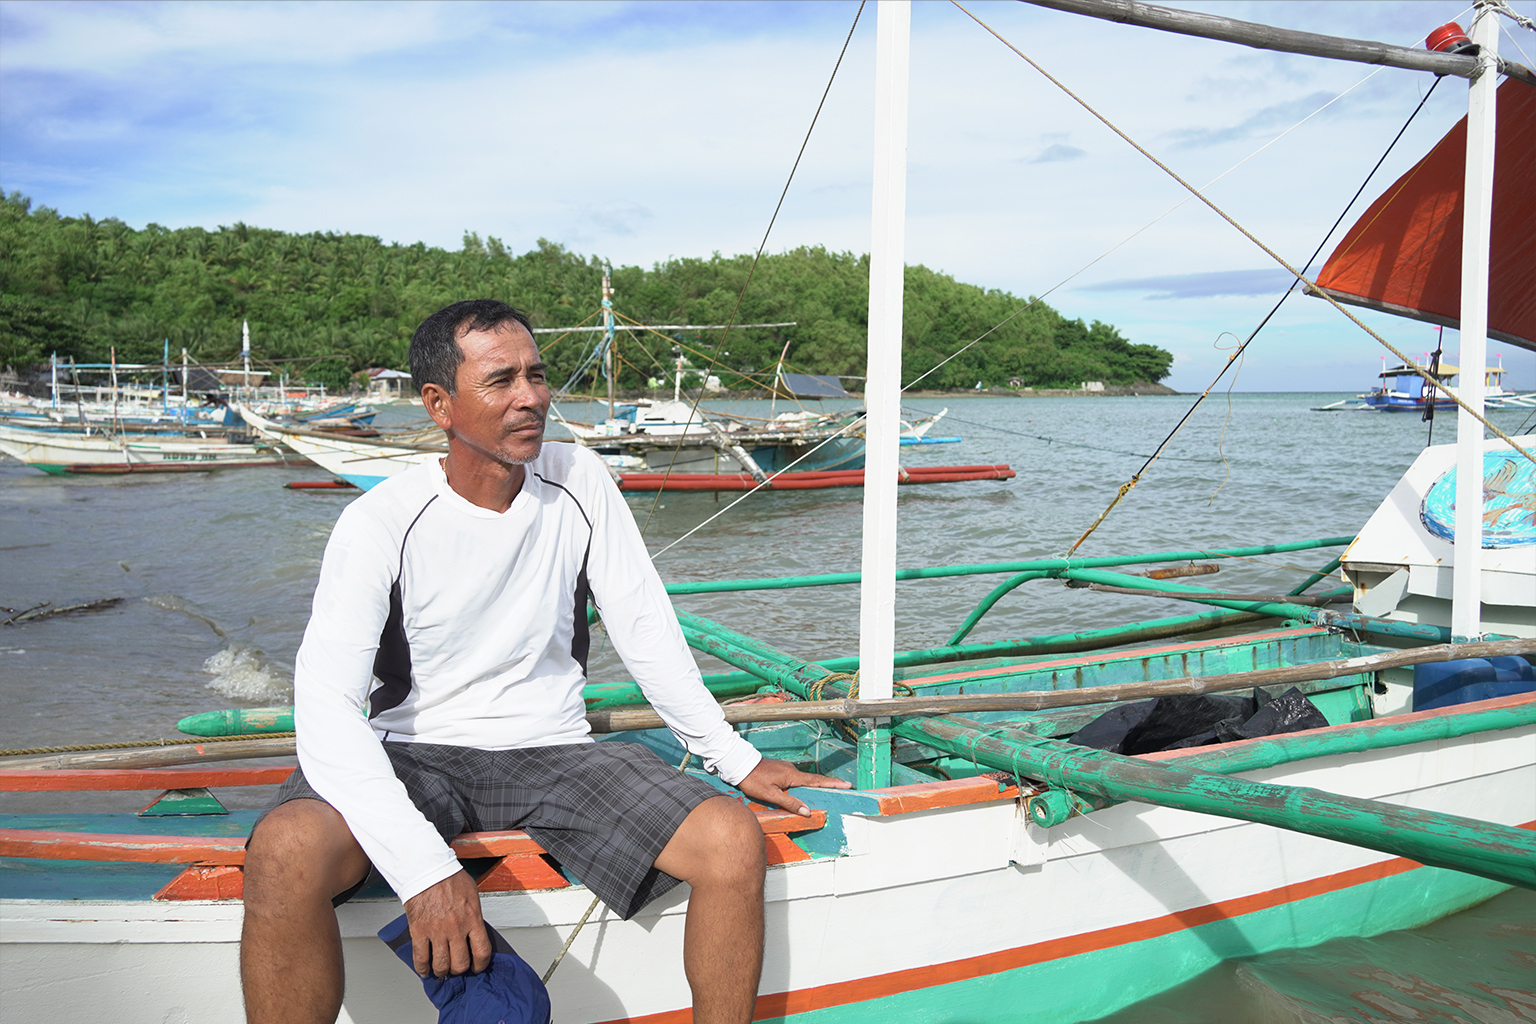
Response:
[437,320,550,466]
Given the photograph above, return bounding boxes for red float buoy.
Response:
[1425,22,1476,55]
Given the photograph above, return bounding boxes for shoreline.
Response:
[559,382,1181,402]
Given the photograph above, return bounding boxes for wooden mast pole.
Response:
[858,0,911,789]
[1451,4,1500,642]
[1021,0,1535,86]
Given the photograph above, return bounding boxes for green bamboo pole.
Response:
[660,537,1353,597]
[948,571,1056,645]
[898,715,1536,890]
[675,612,1536,889]
[1289,555,1344,596]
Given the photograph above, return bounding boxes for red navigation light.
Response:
[1426,22,1476,54]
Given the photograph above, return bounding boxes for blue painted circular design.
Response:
[1421,453,1536,548]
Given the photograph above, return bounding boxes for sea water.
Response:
[2,392,1533,1020]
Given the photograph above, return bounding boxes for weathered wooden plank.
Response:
[588,638,1536,732]
[0,829,249,864]
[0,738,296,771]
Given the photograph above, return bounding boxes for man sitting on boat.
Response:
[239,299,848,1024]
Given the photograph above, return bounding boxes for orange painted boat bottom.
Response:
[616,464,1016,491]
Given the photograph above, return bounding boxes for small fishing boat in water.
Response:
[0,420,292,475]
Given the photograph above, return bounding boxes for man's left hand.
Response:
[736,758,851,817]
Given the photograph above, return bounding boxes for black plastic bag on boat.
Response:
[1069,687,1327,755]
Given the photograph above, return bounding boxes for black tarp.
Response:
[1068,686,1328,755]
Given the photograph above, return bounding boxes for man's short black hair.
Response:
[409,300,535,395]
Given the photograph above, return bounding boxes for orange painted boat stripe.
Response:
[870,776,1018,814]
[0,767,294,792]
[754,809,828,834]
[764,833,812,865]
[603,823,1536,1024]
[911,628,1324,687]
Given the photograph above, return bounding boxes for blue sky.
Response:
[3,0,1533,391]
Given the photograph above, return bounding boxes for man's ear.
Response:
[421,382,453,431]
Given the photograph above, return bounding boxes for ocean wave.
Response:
[202,645,292,703]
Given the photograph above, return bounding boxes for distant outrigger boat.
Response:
[1315,355,1536,412]
[0,420,291,475]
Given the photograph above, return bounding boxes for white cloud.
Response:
[2,0,1533,391]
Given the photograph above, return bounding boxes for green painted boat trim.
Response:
[585,606,1276,709]
[672,611,1536,888]
[903,716,1536,889]
[753,866,1505,1024]
[659,537,1353,597]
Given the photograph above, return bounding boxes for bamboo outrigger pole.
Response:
[1021,0,1536,87]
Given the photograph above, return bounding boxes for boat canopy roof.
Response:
[1313,80,1535,352]
[779,373,853,398]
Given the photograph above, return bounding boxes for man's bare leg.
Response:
[241,799,371,1024]
[654,795,769,1024]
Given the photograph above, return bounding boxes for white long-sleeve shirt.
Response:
[293,442,761,903]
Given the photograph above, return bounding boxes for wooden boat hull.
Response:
[4,691,1531,1024]
[0,422,290,474]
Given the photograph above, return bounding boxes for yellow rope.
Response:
[0,732,295,758]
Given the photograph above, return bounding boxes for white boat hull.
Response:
[4,708,1530,1024]
[0,422,289,474]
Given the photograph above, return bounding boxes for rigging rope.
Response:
[900,406,1222,463]
[1059,73,1446,552]
[0,732,295,758]
[640,0,868,538]
[901,53,1390,395]
[954,0,1535,505]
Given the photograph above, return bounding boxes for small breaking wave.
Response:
[202,645,292,703]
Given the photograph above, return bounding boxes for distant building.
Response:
[367,367,412,399]
[1081,381,1105,392]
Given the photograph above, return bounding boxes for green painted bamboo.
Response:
[590,605,1266,709]
[899,716,1536,890]
[1289,555,1344,596]
[948,571,1056,645]
[1062,567,1323,619]
[659,537,1353,597]
[674,612,1536,888]
[177,707,294,737]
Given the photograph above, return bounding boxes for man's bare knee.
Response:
[658,796,766,888]
[245,799,369,907]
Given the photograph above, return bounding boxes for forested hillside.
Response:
[0,192,1171,391]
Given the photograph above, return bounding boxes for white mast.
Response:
[857,0,911,787]
[602,266,616,421]
[241,320,252,395]
[1450,4,1499,642]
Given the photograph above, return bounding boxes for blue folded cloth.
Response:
[378,914,551,1024]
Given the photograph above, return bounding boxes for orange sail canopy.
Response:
[1313,80,1535,352]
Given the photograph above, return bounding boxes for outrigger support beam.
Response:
[1020,0,1536,88]
[671,612,1536,891]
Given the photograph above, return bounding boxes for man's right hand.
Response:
[403,869,492,977]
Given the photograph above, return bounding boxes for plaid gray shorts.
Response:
[261,739,723,920]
